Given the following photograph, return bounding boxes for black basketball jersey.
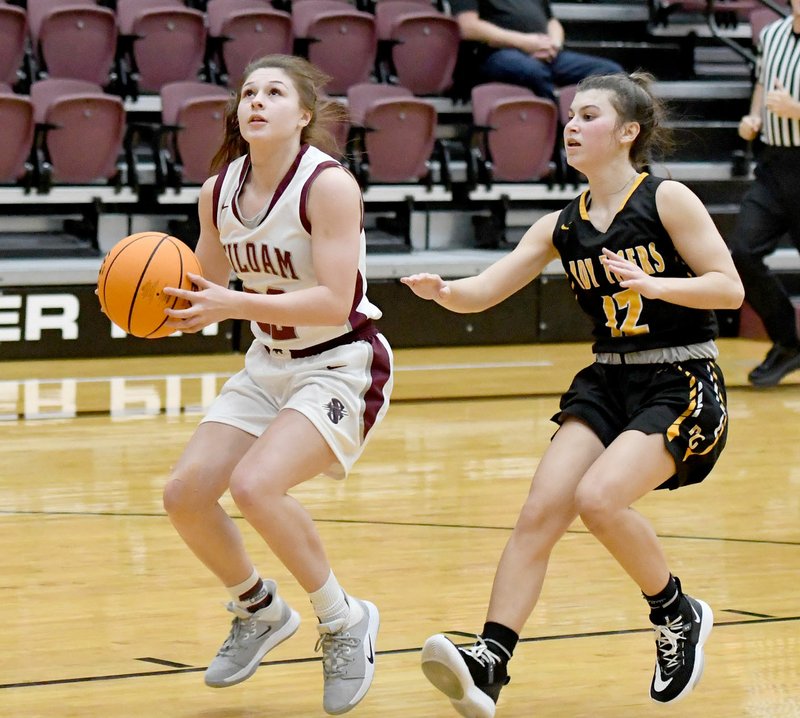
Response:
[552,173,718,354]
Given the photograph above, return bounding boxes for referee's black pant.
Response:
[727,145,800,347]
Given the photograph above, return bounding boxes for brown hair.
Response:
[210,54,348,172]
[576,71,674,171]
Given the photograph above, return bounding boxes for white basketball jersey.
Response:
[212,145,382,351]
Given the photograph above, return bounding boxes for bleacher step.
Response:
[0,233,98,260]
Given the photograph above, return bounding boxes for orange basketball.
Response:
[97,231,202,339]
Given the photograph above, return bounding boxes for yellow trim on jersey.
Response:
[578,172,649,221]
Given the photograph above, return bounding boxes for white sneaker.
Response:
[316,598,379,714]
[205,580,300,688]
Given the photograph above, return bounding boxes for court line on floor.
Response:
[2,615,798,690]
[2,509,799,548]
[2,361,554,385]
[3,364,779,421]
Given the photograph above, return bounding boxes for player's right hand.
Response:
[400,273,451,301]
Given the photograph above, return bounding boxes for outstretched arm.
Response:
[401,212,560,313]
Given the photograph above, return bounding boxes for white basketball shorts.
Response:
[201,332,393,479]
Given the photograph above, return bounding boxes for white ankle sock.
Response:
[309,571,363,628]
[344,596,365,627]
[226,569,262,603]
[225,568,277,614]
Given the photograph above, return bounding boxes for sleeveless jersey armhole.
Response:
[211,163,230,230]
[299,160,345,234]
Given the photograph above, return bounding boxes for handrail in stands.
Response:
[705,0,790,77]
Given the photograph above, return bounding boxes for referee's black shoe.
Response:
[748,343,800,387]
[650,595,713,704]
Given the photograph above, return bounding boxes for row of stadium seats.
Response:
[0,0,461,100]
[0,76,575,195]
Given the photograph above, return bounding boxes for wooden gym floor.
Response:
[1,338,799,717]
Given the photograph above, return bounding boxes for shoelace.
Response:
[459,635,502,668]
[217,606,259,657]
[315,632,360,678]
[654,615,687,673]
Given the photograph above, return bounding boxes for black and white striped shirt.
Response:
[758,16,800,146]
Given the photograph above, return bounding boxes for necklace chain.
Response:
[609,172,639,195]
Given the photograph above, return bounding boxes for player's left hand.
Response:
[600,247,663,299]
[163,273,232,332]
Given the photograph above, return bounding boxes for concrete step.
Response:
[566,39,692,79]
[0,232,98,260]
[668,120,743,161]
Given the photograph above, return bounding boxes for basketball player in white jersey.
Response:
[161,55,393,715]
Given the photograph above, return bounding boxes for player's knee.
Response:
[516,497,549,531]
[229,465,272,513]
[574,482,615,533]
[163,476,191,517]
[163,465,215,517]
[514,495,571,549]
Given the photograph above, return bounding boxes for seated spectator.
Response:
[450,0,624,102]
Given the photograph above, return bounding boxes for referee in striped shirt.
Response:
[729,0,800,387]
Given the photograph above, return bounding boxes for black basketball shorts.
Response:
[552,359,729,490]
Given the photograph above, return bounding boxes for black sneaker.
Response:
[421,633,510,718]
[748,343,800,387]
[650,595,713,704]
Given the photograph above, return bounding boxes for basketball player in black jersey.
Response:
[402,72,744,718]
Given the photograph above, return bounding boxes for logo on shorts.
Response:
[688,424,706,450]
[324,397,347,424]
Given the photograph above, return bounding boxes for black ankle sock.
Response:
[481,621,518,664]
[643,575,682,624]
[240,578,273,613]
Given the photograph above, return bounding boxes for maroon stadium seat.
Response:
[0,3,27,87]
[375,0,460,96]
[0,84,34,185]
[206,0,293,88]
[346,82,437,185]
[116,0,207,94]
[27,0,117,85]
[159,80,230,187]
[30,78,126,187]
[292,0,377,94]
[471,82,558,184]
